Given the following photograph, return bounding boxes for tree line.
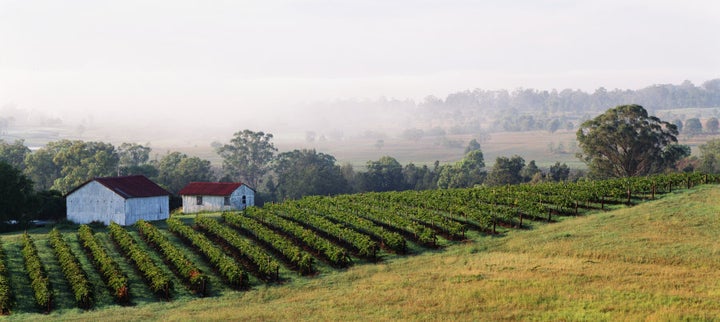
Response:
[0,140,214,226]
[2,103,718,225]
[215,131,578,203]
[414,78,720,134]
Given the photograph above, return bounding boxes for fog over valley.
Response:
[1,0,719,163]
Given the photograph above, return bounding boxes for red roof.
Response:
[67,175,171,199]
[178,182,246,196]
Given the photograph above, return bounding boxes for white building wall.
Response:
[181,185,255,214]
[182,195,227,213]
[230,185,255,209]
[125,196,170,226]
[66,181,126,226]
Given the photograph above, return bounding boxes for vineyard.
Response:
[0,173,717,316]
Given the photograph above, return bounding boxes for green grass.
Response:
[3,186,720,320]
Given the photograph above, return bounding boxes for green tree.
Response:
[437,150,486,189]
[520,160,541,181]
[699,139,720,173]
[0,139,30,171]
[117,143,157,177]
[698,154,718,174]
[464,139,482,155]
[706,117,719,134]
[24,146,62,191]
[216,130,277,189]
[402,163,438,190]
[547,118,561,133]
[485,155,525,186]
[33,190,65,221]
[360,156,405,192]
[436,165,463,189]
[340,163,361,193]
[672,119,683,132]
[576,104,688,178]
[684,118,703,136]
[51,140,119,194]
[272,149,348,200]
[154,152,213,194]
[548,162,570,181]
[0,161,35,223]
[25,140,120,194]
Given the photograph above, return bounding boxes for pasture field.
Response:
[1,175,719,320]
[8,123,720,171]
[172,130,583,169]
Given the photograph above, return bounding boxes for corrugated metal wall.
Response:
[67,181,169,226]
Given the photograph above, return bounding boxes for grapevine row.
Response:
[135,220,208,295]
[21,233,52,312]
[195,216,280,281]
[295,197,408,253]
[243,207,351,267]
[48,229,93,309]
[77,225,129,303]
[269,203,378,259]
[0,239,11,314]
[223,212,314,275]
[355,194,467,239]
[166,217,248,289]
[328,196,437,246]
[108,223,172,299]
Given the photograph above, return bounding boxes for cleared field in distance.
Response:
[170,130,583,170]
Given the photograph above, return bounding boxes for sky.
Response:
[1,0,719,131]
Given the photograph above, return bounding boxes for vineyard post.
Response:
[626,187,631,205]
[514,199,521,229]
[574,200,578,216]
[518,210,522,229]
[547,208,551,222]
[492,207,497,234]
[651,181,656,200]
[492,191,497,234]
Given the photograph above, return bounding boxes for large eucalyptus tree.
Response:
[576,104,689,178]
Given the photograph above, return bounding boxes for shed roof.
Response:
[67,175,171,199]
[178,182,247,196]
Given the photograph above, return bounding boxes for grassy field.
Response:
[170,130,584,170]
[5,185,720,321]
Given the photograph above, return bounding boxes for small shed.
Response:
[66,175,171,226]
[179,182,255,213]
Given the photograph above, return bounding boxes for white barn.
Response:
[179,182,255,213]
[66,175,171,226]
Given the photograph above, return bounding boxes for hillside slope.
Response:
[18,185,720,321]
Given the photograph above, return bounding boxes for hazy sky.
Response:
[1,0,719,127]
